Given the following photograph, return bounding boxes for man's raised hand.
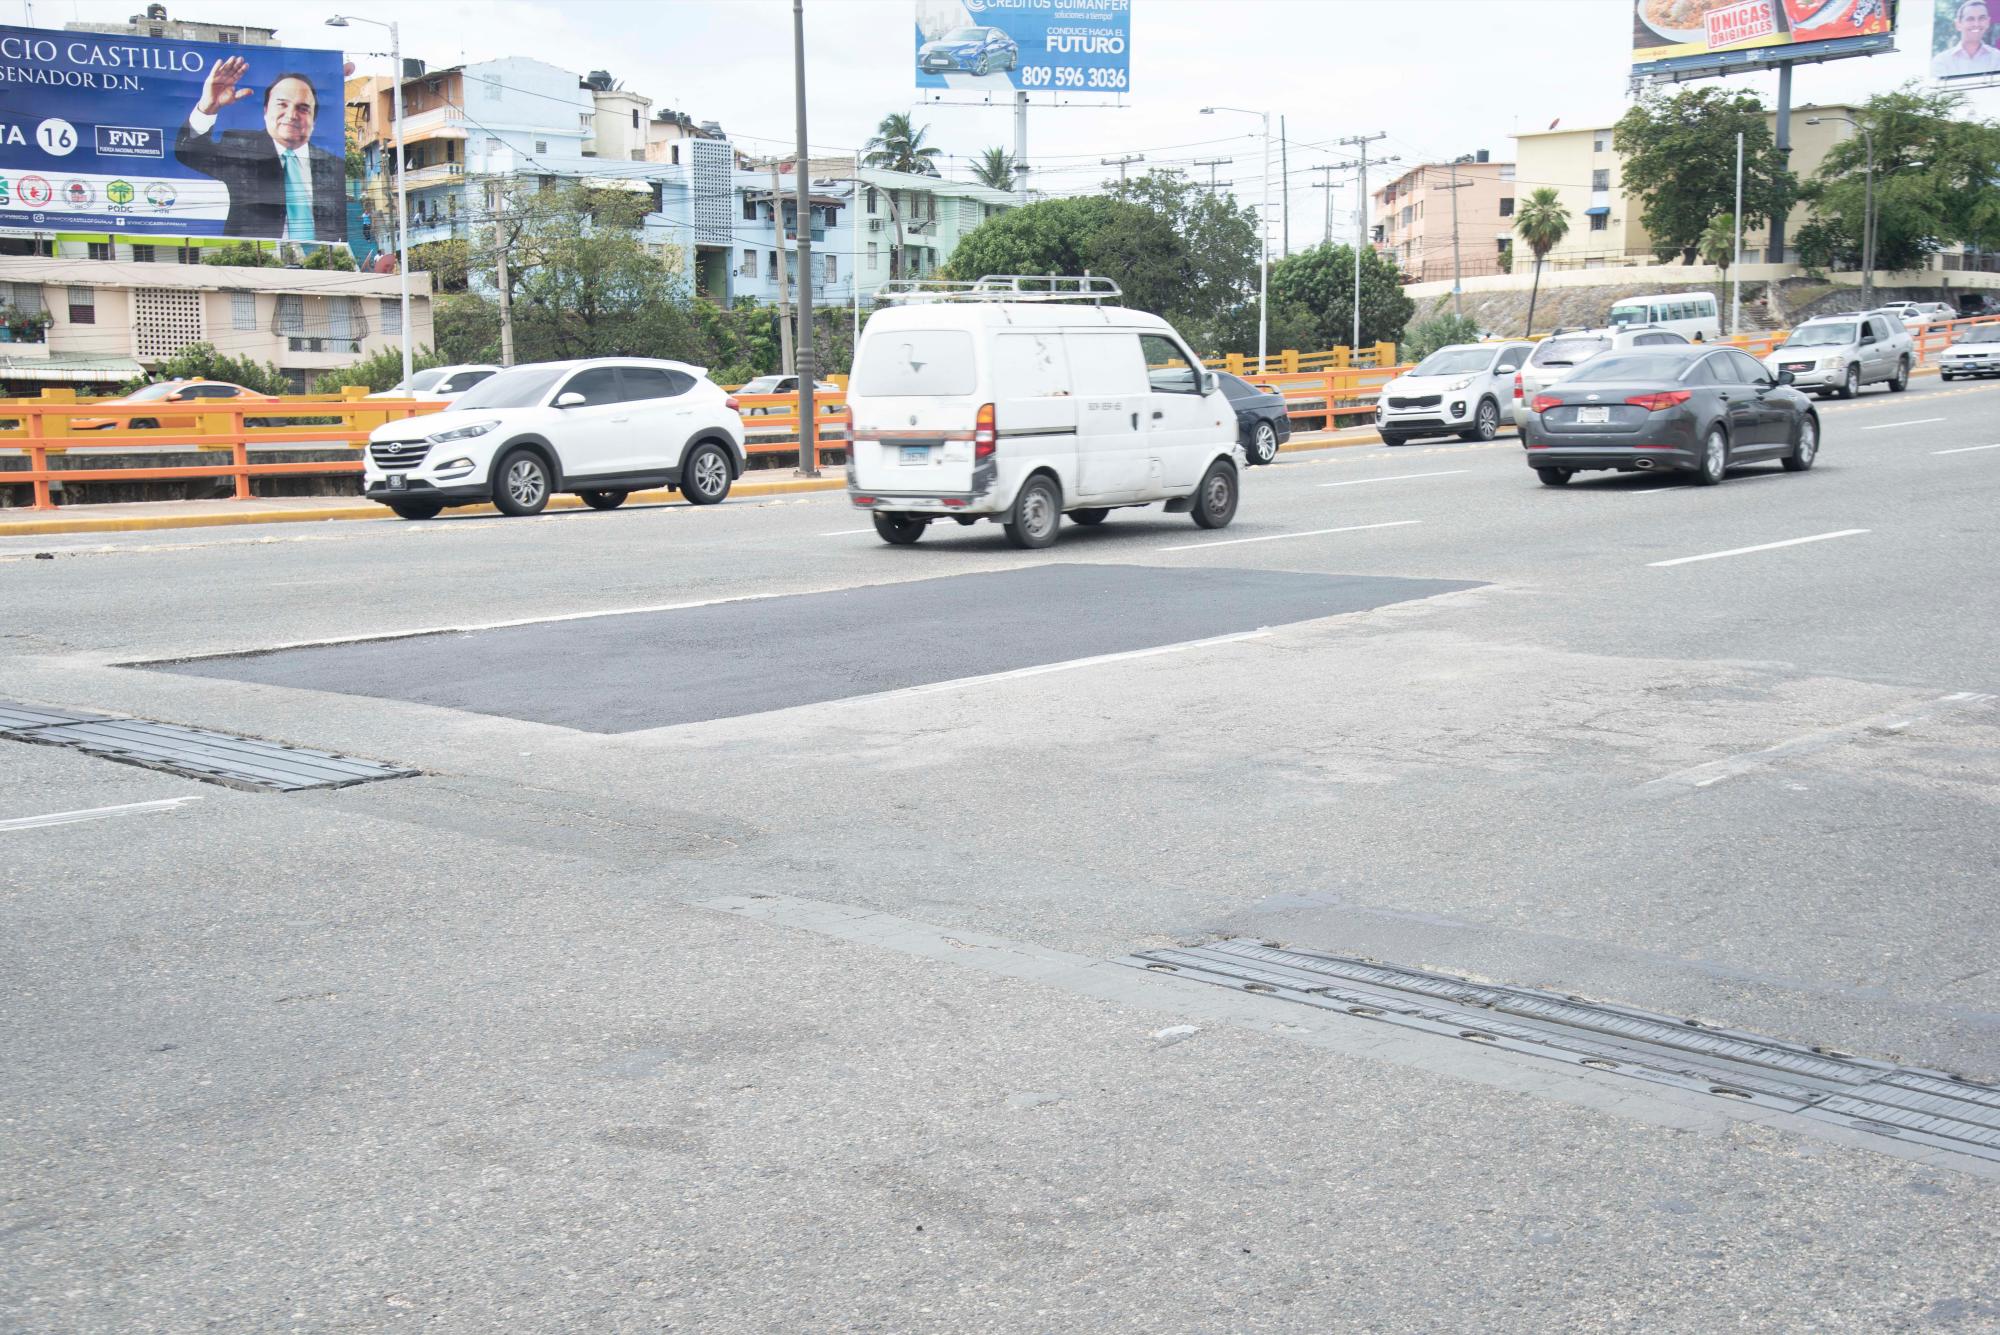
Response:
[196,57,254,116]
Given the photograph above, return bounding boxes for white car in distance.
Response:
[1374,341,1533,445]
[367,364,502,402]
[361,357,748,520]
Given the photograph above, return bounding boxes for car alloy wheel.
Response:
[1694,426,1728,485]
[493,448,551,516]
[683,444,732,505]
[1783,415,1818,472]
[1473,399,1499,440]
[1890,358,1910,392]
[1248,421,1279,465]
[1842,365,1860,399]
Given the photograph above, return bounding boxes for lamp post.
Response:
[1809,116,1874,306]
[1202,105,1269,373]
[327,14,411,389]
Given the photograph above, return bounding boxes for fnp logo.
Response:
[96,125,164,159]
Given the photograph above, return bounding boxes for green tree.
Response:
[118,342,290,394]
[310,344,447,394]
[863,112,942,176]
[433,292,502,364]
[1699,213,1737,277]
[1401,312,1482,363]
[1266,243,1414,350]
[1513,187,1570,338]
[1114,170,1261,354]
[1614,87,1794,263]
[301,246,356,271]
[1801,86,2000,274]
[408,238,470,292]
[972,146,1016,192]
[202,241,280,268]
[943,196,1188,321]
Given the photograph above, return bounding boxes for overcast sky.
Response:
[36,0,1999,254]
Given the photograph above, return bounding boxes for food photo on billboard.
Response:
[1633,0,1896,66]
[1932,0,2000,75]
[0,24,347,244]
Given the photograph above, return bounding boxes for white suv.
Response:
[362,358,747,520]
[1375,341,1533,444]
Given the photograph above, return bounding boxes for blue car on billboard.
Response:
[917,25,1020,77]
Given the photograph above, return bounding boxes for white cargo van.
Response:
[844,276,1243,548]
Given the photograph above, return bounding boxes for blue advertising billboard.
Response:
[0,24,348,243]
[915,0,1131,94]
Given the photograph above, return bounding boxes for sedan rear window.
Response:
[1562,354,1693,383]
[852,330,977,397]
[1531,336,1609,367]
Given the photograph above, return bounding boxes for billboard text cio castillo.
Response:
[913,0,1131,93]
[0,23,347,244]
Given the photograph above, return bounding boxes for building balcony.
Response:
[394,107,467,144]
[403,161,466,189]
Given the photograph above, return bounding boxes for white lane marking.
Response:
[1932,442,2000,455]
[820,528,875,536]
[1860,417,1945,430]
[1315,470,1467,488]
[1627,471,1783,495]
[1158,520,1421,553]
[0,796,203,833]
[840,631,1272,704]
[1647,529,1868,568]
[1643,692,1995,792]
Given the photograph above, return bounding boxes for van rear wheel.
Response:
[872,512,927,545]
[1003,475,1061,549]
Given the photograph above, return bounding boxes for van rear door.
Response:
[848,327,981,494]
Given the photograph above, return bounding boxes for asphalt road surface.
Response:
[4,375,1998,1332]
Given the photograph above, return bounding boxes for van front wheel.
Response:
[1190,460,1238,530]
[872,512,927,545]
[1003,475,1061,549]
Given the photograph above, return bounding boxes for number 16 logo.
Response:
[37,119,77,157]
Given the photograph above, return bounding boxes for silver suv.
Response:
[1762,312,1913,399]
[1512,326,1689,427]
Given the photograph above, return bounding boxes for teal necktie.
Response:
[283,150,314,241]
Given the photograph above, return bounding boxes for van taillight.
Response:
[974,403,996,460]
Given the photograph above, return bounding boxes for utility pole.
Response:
[768,161,793,375]
[791,0,818,477]
[494,187,515,367]
[1280,115,1289,258]
[1014,90,1030,204]
[1731,131,1743,337]
[1314,161,1356,247]
[1195,157,1233,191]
[1337,132,1389,352]
[1435,161,1477,317]
[1101,153,1144,192]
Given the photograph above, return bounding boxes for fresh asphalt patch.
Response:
[151,564,1481,733]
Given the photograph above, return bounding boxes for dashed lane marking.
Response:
[1647,529,1869,568]
[1933,443,2000,455]
[1316,470,1468,488]
[1157,520,1422,552]
[1861,418,1946,430]
[0,796,204,833]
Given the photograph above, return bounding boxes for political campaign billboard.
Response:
[915,0,1130,95]
[1632,0,1897,79]
[0,24,347,243]
[1930,0,2000,77]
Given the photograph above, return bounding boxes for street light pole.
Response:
[1202,106,1269,373]
[327,15,411,389]
[1809,116,1875,306]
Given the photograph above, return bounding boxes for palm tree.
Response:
[972,146,1016,193]
[863,112,942,176]
[1699,213,1736,277]
[1514,188,1571,337]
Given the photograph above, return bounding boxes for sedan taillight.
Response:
[1529,394,1563,413]
[1624,390,1693,412]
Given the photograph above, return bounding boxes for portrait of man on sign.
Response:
[173,57,347,242]
[1933,0,2000,76]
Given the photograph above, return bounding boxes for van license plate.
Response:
[900,445,929,464]
[1576,406,1610,424]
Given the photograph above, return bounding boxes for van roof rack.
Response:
[875,275,1124,306]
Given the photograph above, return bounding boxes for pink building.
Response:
[1372,153,1517,284]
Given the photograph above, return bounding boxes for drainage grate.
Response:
[1125,940,2000,1164]
[0,701,416,792]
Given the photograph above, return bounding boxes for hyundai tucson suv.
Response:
[361,358,747,520]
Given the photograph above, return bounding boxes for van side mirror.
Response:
[1200,371,1219,396]
[554,391,586,407]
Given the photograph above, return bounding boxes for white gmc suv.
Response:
[361,358,747,519]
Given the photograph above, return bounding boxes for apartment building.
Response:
[0,258,433,393]
[1511,106,1862,270]
[1371,153,1517,282]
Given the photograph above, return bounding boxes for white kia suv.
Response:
[1375,341,1533,444]
[361,358,748,520]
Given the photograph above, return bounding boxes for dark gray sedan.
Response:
[1521,345,1820,487]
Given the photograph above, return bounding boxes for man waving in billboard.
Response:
[174,56,347,242]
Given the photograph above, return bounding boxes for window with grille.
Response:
[276,294,304,334]
[867,241,878,271]
[135,288,203,358]
[824,254,837,283]
[740,248,755,276]
[1592,169,1610,190]
[535,140,548,154]
[132,244,157,262]
[232,292,256,329]
[68,286,95,325]
[88,242,111,261]
[1590,214,1608,232]
[1499,198,1514,217]
[1593,133,1609,153]
[380,297,402,335]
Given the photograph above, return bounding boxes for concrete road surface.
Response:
[3,376,1997,1331]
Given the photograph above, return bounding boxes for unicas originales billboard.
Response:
[1632,0,1898,77]
[0,24,347,244]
